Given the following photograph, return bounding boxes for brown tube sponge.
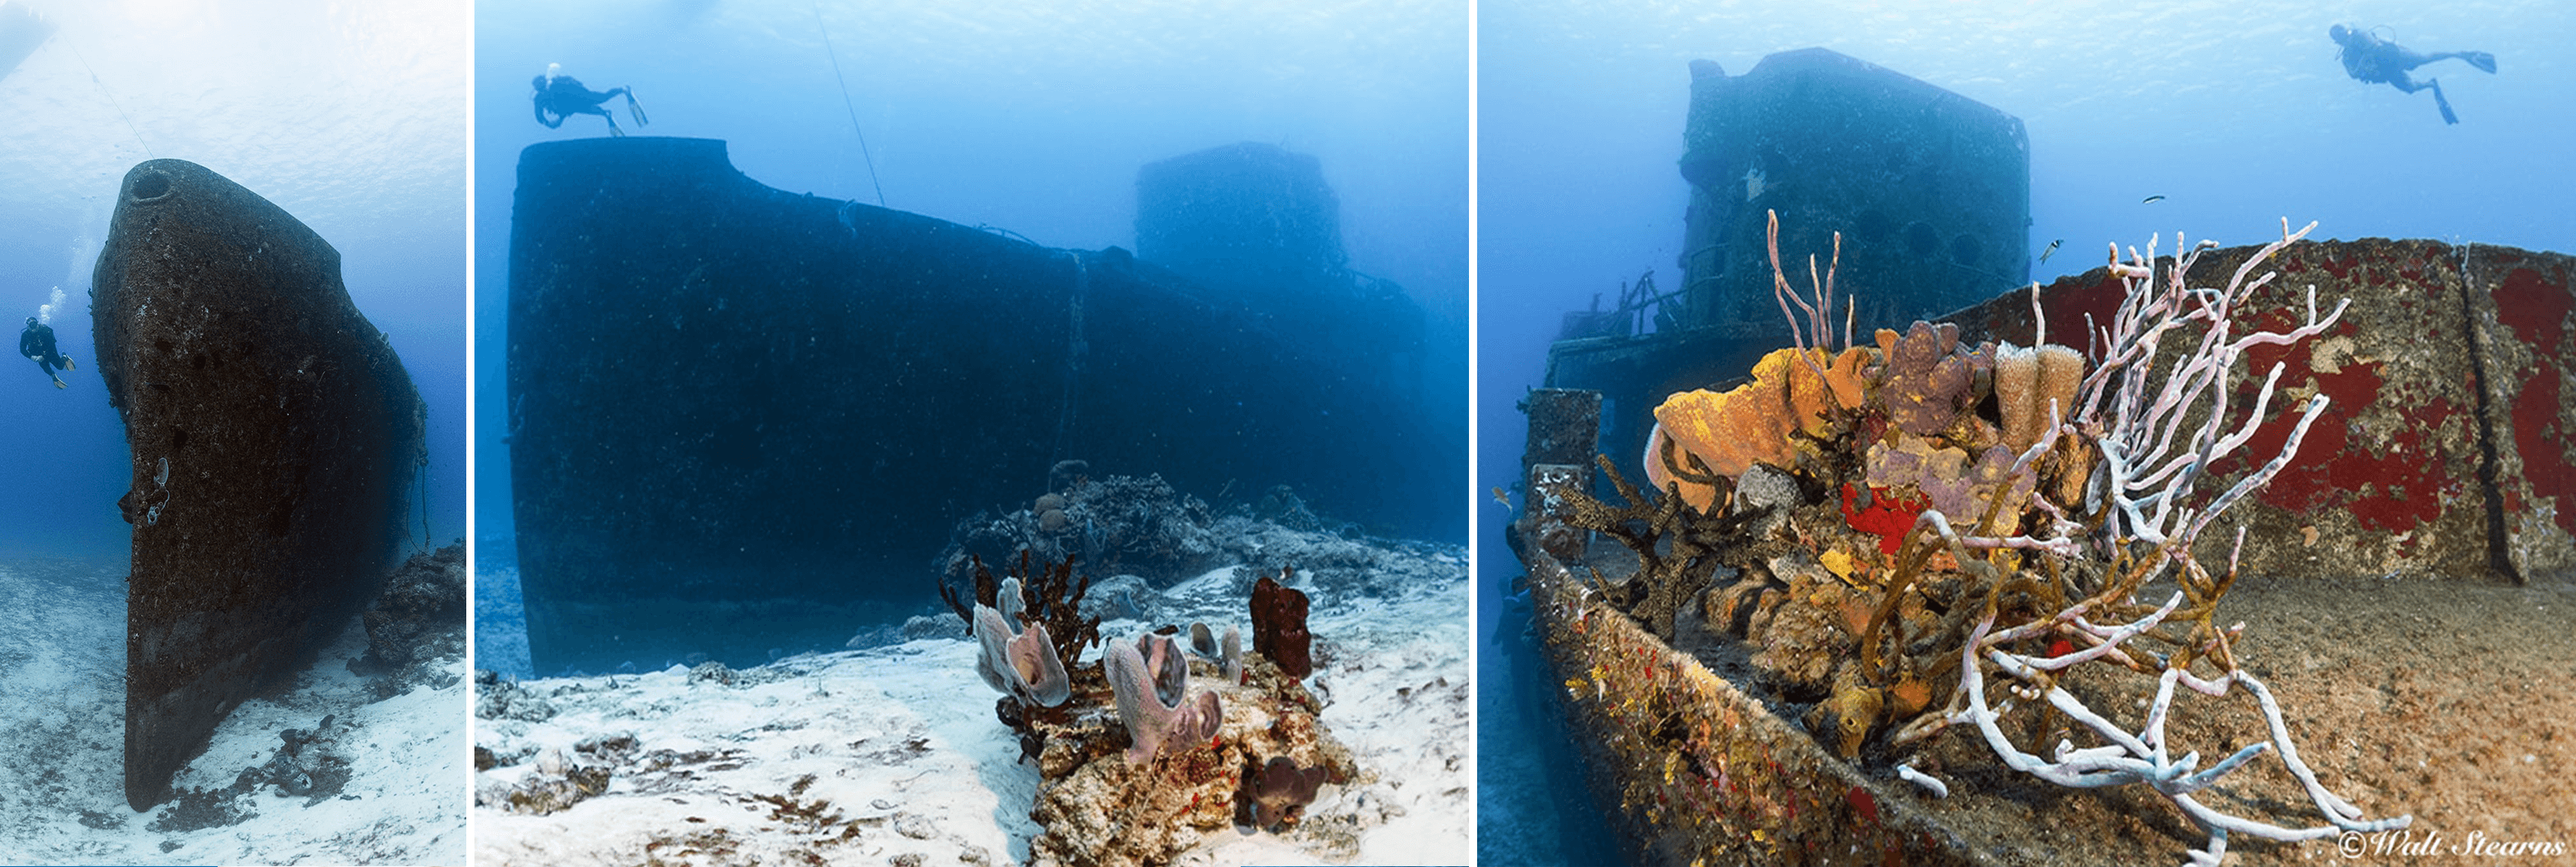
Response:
[1997,341,2087,451]
[1996,341,2041,451]
[2036,343,2085,434]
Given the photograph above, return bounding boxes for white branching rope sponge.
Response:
[1886,219,2409,867]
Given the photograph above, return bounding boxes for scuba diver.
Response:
[20,316,73,389]
[532,63,649,136]
[2328,24,2496,125]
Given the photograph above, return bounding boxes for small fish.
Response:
[1491,486,1513,508]
[2038,239,2062,264]
[2141,195,2166,204]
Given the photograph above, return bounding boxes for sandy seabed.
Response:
[1857,574,2576,867]
[0,557,467,866]
[1560,528,2576,867]
[474,557,1472,867]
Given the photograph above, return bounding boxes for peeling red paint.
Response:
[2031,274,2125,351]
[2494,266,2576,536]
[2512,376,2571,536]
[2495,266,2569,351]
[1947,241,2564,570]
[1846,785,1877,822]
[2317,250,2354,280]
[2224,312,2457,535]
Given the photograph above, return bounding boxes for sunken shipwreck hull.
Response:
[1553,239,2576,584]
[508,138,1449,673]
[1512,240,2576,865]
[94,159,425,810]
[1517,39,2576,863]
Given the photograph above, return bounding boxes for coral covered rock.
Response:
[358,543,466,671]
[939,475,1224,590]
[473,671,558,723]
[1733,463,1803,539]
[494,748,611,816]
[1746,554,1855,698]
[1026,652,1356,867]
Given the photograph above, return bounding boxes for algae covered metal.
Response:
[94,159,425,811]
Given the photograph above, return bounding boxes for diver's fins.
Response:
[626,90,649,127]
[2432,79,2459,125]
[2462,51,2497,73]
[62,356,74,371]
[52,379,64,389]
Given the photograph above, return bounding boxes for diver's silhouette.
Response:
[20,316,73,389]
[532,64,649,136]
[2329,24,2495,125]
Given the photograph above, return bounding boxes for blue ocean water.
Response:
[0,1,467,562]
[1475,1,2576,862]
[474,1,1469,666]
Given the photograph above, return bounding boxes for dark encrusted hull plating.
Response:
[94,159,425,811]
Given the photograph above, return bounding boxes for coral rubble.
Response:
[946,546,1364,867]
[351,543,469,700]
[1018,623,1356,867]
[941,475,1224,592]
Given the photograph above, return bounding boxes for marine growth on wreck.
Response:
[1537,212,2411,865]
[948,552,1358,867]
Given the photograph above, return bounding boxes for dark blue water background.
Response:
[0,2,466,563]
[1476,1,2576,862]
[473,1,1470,566]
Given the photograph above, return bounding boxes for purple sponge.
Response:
[1107,632,1222,764]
